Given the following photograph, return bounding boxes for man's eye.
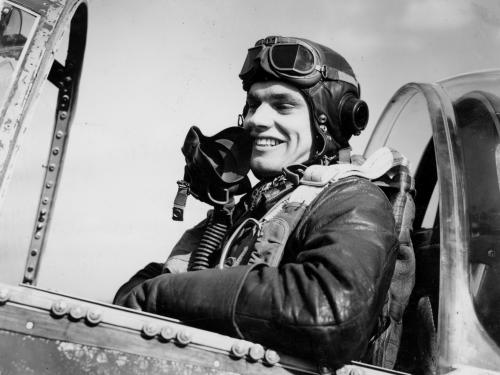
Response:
[275,102,295,111]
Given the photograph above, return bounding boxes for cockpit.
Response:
[365,70,500,373]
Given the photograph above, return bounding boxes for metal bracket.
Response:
[23,61,75,284]
[23,4,87,285]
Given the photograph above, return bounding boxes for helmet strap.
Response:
[338,147,352,164]
[237,114,244,127]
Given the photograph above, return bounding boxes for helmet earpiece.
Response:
[339,93,369,136]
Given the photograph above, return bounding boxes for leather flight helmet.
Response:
[239,35,369,164]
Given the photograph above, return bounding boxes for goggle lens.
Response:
[239,45,264,76]
[270,44,315,75]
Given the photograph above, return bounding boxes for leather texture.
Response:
[114,176,398,369]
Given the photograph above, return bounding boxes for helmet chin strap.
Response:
[308,121,352,166]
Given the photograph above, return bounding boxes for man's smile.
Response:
[254,137,284,148]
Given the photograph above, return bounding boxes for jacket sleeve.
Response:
[163,217,208,274]
[115,177,398,369]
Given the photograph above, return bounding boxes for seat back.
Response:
[366,162,417,369]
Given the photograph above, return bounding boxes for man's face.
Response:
[243,81,313,179]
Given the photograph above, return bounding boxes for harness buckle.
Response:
[320,65,328,79]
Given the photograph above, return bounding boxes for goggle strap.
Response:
[318,66,360,91]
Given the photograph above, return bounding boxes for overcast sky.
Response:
[1,0,499,301]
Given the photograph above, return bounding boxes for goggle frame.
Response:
[240,36,359,91]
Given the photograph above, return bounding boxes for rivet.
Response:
[86,309,102,325]
[0,288,10,303]
[52,148,59,155]
[488,249,496,258]
[64,76,72,83]
[31,249,38,256]
[318,114,327,124]
[62,94,70,102]
[45,182,53,189]
[42,197,49,205]
[27,266,34,272]
[36,223,44,230]
[159,325,176,341]
[34,233,41,240]
[230,341,247,358]
[69,306,86,320]
[56,130,64,139]
[347,367,363,375]
[142,323,159,338]
[248,344,265,361]
[40,209,47,215]
[51,300,68,317]
[26,321,34,330]
[48,164,56,172]
[320,124,328,133]
[59,111,68,120]
[264,349,280,365]
[176,330,192,345]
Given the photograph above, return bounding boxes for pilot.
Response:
[114,36,399,371]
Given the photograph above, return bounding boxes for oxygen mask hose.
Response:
[188,199,235,271]
[172,125,252,270]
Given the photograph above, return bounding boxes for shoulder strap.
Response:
[300,147,408,187]
[281,146,408,210]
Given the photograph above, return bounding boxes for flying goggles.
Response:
[239,36,359,91]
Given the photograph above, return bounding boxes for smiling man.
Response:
[244,80,313,178]
[114,36,399,371]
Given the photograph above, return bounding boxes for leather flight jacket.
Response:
[114,175,399,370]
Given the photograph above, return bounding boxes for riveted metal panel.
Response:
[0,330,245,375]
[0,283,321,374]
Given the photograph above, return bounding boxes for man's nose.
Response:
[244,104,274,132]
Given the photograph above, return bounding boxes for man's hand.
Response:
[115,282,148,310]
[113,262,163,307]
[115,273,171,314]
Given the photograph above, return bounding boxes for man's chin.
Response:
[250,162,281,181]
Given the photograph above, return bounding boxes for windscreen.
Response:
[447,75,500,348]
[0,2,37,110]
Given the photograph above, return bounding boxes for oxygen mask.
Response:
[173,126,253,221]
